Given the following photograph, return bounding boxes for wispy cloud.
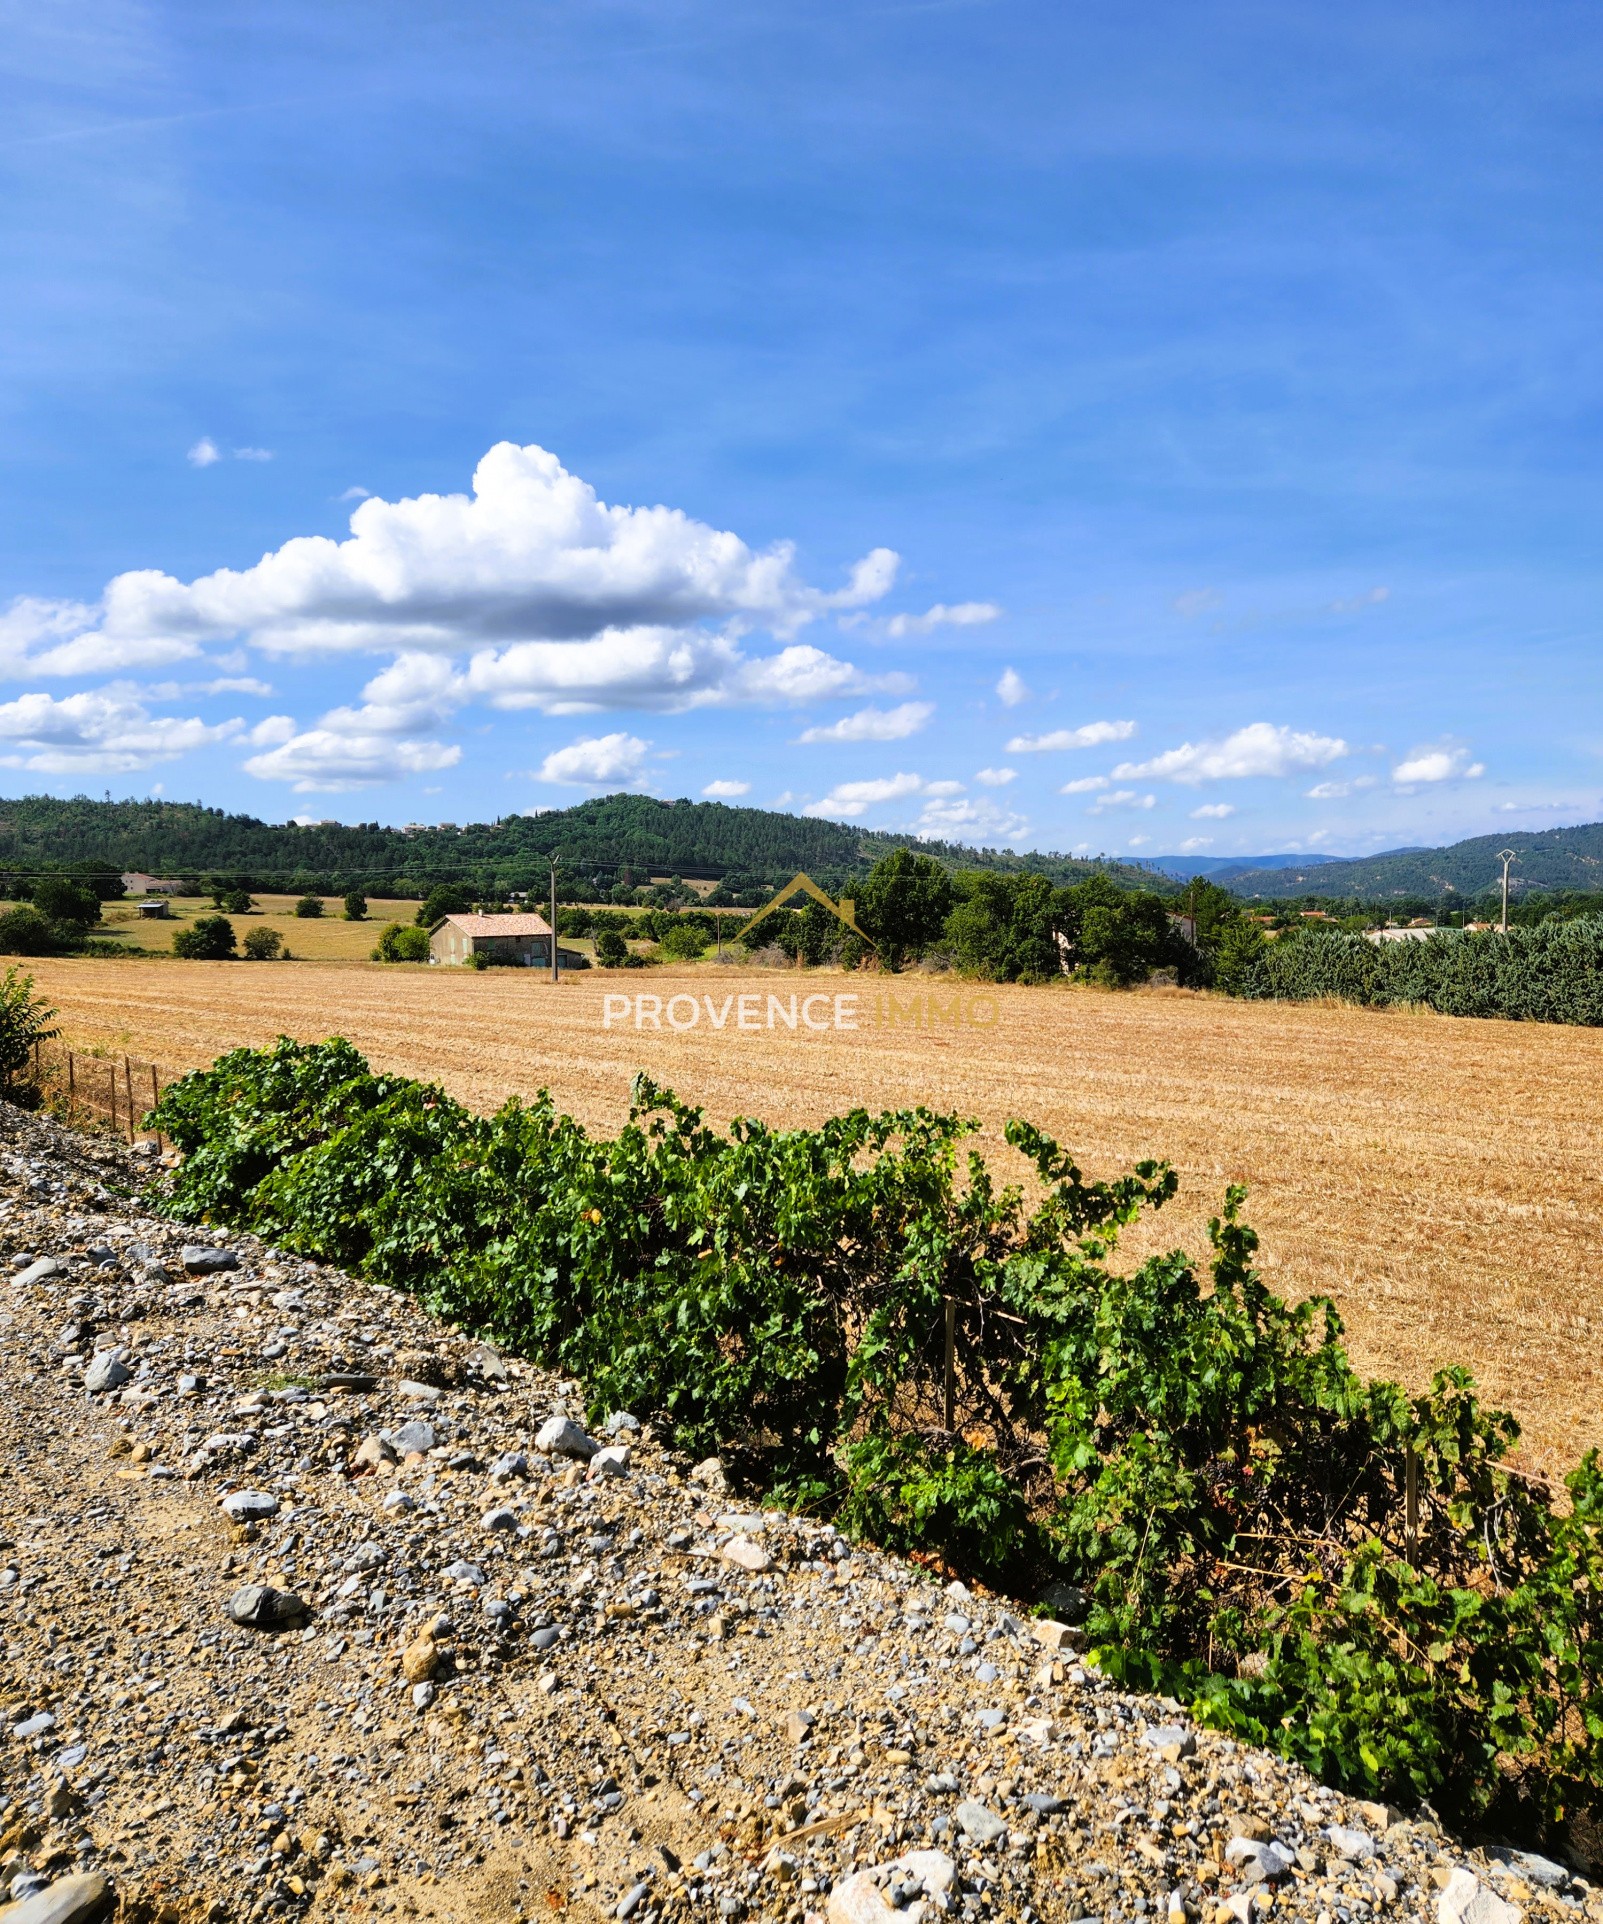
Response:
[1008,720,1136,753]
[884,601,1000,638]
[995,667,1029,707]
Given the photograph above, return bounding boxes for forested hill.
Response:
[0,793,1167,898]
[1225,822,1603,900]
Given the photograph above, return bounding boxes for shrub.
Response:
[343,892,368,921]
[148,1038,1603,1845]
[658,921,707,961]
[374,923,430,963]
[0,967,57,1106]
[1229,922,1603,1026]
[173,915,237,960]
[294,895,324,919]
[594,929,629,967]
[214,888,254,915]
[243,927,284,960]
[0,907,68,956]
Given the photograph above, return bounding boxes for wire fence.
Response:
[36,1044,171,1150]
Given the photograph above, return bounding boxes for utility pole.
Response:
[1497,849,1517,934]
[550,854,560,984]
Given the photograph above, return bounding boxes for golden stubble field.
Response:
[23,956,1603,1477]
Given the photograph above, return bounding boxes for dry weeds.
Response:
[22,956,1603,1477]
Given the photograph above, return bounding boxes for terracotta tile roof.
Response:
[433,913,553,937]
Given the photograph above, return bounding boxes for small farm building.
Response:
[135,899,171,919]
[428,912,586,969]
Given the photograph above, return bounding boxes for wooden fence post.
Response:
[67,1052,75,1121]
[943,1299,957,1432]
[1405,1444,1419,1563]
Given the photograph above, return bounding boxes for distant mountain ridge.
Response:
[1222,823,1603,900]
[1133,852,1349,881]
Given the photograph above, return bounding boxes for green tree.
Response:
[1213,919,1268,995]
[28,876,101,926]
[594,929,629,967]
[0,907,67,956]
[243,927,284,960]
[342,892,368,921]
[0,967,57,1106]
[173,915,237,959]
[858,850,954,970]
[415,885,472,927]
[375,923,431,962]
[214,887,253,915]
[294,894,325,918]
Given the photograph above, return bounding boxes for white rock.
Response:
[588,1444,632,1479]
[382,1490,418,1514]
[827,1850,954,1924]
[0,1870,113,1922]
[12,1258,63,1289]
[220,1490,280,1523]
[1326,1825,1376,1862]
[535,1416,598,1460]
[721,1534,772,1573]
[82,1351,131,1394]
[1438,1869,1522,1924]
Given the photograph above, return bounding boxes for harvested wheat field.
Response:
[23,955,1603,1478]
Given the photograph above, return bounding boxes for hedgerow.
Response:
[149,1038,1603,1849]
[1233,920,1603,1024]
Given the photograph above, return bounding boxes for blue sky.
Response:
[3,1,1600,859]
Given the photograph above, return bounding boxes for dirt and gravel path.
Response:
[0,1102,1595,1924]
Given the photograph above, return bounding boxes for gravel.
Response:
[0,1099,1597,1924]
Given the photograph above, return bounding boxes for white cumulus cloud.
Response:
[995,668,1029,707]
[0,686,240,775]
[702,778,750,798]
[75,443,898,673]
[1060,775,1109,795]
[803,772,929,819]
[1190,802,1236,819]
[1392,743,1484,787]
[538,732,651,787]
[1179,836,1213,851]
[975,766,1016,786]
[187,437,221,468]
[1007,720,1136,753]
[1114,722,1347,785]
[915,795,1028,843]
[797,702,933,744]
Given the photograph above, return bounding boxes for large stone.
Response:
[181,1245,239,1274]
[1438,1870,1522,1924]
[82,1352,131,1394]
[1226,1838,1295,1881]
[0,1871,113,1922]
[11,1258,64,1289]
[827,1851,954,1924]
[1326,1825,1376,1862]
[721,1534,772,1573]
[1029,1618,1086,1653]
[955,1801,1006,1846]
[400,1636,439,1684]
[220,1489,280,1523]
[388,1419,436,1457]
[588,1445,632,1479]
[535,1416,598,1460]
[225,1584,306,1629]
